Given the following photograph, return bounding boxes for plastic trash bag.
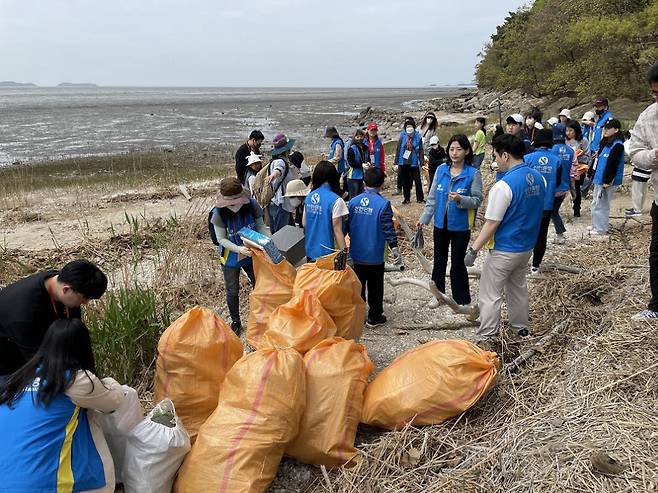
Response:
[293,262,366,341]
[286,337,373,467]
[260,290,337,354]
[174,347,305,493]
[247,249,297,348]
[98,385,144,484]
[123,399,191,493]
[361,339,500,430]
[155,306,243,441]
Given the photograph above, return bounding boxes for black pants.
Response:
[400,166,424,202]
[532,211,552,268]
[428,162,439,194]
[347,179,364,200]
[431,226,471,305]
[649,203,658,311]
[573,174,585,216]
[396,169,403,192]
[354,263,385,320]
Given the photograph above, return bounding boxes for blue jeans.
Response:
[472,154,485,170]
[591,185,616,233]
[268,203,292,234]
[222,263,255,327]
[347,179,364,200]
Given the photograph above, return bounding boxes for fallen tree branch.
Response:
[392,207,433,275]
[503,320,567,373]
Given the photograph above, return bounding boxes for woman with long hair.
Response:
[417,134,483,305]
[303,161,348,260]
[565,119,591,217]
[0,318,124,493]
[471,117,487,169]
[418,111,438,150]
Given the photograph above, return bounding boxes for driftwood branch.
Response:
[389,277,480,321]
[504,321,567,372]
[392,207,433,275]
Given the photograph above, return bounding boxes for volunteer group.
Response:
[0,61,657,492]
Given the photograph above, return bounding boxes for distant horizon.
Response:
[0,82,477,89]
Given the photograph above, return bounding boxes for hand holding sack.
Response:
[286,337,373,468]
[174,348,306,493]
[155,306,243,441]
[260,290,337,354]
[361,340,500,430]
[247,249,297,348]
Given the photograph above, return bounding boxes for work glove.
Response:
[389,247,402,265]
[238,246,252,257]
[411,229,425,250]
[464,247,478,267]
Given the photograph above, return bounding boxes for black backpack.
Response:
[208,207,220,246]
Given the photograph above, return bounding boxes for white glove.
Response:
[464,247,478,267]
[238,246,252,257]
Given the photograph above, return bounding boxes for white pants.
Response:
[632,180,649,213]
[591,185,617,234]
[478,249,532,337]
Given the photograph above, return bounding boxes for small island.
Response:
[57,82,98,88]
[0,81,37,87]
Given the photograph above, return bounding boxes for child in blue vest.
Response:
[347,167,400,327]
[465,134,546,342]
[303,161,348,261]
[550,124,575,243]
[394,117,425,204]
[524,129,565,274]
[417,134,483,305]
[589,119,625,236]
[346,129,369,199]
[210,177,268,334]
[0,318,124,493]
[324,126,346,175]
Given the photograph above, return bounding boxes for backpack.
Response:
[208,207,220,246]
[252,159,289,208]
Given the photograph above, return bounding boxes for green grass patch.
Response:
[85,285,172,387]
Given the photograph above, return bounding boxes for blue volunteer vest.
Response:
[524,149,561,211]
[348,190,389,264]
[432,164,478,232]
[217,200,257,268]
[304,183,340,260]
[347,143,367,180]
[0,377,106,493]
[590,110,613,153]
[329,137,346,174]
[593,140,625,186]
[396,131,422,167]
[367,137,384,169]
[551,143,574,193]
[492,163,546,253]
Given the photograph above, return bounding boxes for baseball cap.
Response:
[367,122,378,131]
[506,114,524,125]
[603,118,621,129]
[593,97,609,106]
[429,136,439,146]
[581,111,596,122]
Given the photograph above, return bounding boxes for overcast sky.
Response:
[0,0,528,87]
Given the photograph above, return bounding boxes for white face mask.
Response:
[227,204,242,213]
[289,197,302,207]
[526,118,535,126]
[406,126,415,135]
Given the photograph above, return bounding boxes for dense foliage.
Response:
[475,0,658,100]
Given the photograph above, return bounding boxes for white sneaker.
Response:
[631,310,658,321]
[529,267,540,275]
[588,230,607,236]
[625,208,642,217]
[553,234,566,244]
[586,226,594,231]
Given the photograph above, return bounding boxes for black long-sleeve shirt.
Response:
[601,142,625,185]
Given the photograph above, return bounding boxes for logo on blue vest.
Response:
[526,173,535,186]
[360,197,370,207]
[538,156,549,166]
[311,193,320,205]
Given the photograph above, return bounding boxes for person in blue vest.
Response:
[394,117,425,204]
[550,123,575,244]
[0,318,124,493]
[346,128,369,199]
[210,177,268,334]
[524,129,564,274]
[303,161,348,261]
[590,97,614,154]
[347,167,400,327]
[417,134,483,305]
[589,119,626,236]
[365,122,386,174]
[324,126,346,175]
[464,134,546,342]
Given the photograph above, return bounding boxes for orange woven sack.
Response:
[174,347,306,493]
[247,249,297,348]
[286,337,373,467]
[293,262,366,340]
[361,339,500,430]
[260,290,337,354]
[155,306,243,441]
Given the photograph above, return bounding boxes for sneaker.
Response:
[553,234,566,245]
[514,327,530,337]
[529,267,540,275]
[473,336,499,353]
[366,315,387,327]
[588,230,607,236]
[586,225,594,231]
[417,199,426,204]
[631,310,658,321]
[401,199,410,205]
[230,321,242,335]
[392,190,401,196]
[625,208,642,217]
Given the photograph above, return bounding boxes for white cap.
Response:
[506,113,524,124]
[283,179,310,197]
[582,111,596,122]
[559,108,572,119]
[429,135,439,146]
[246,152,263,167]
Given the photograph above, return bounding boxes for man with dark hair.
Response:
[590,97,614,154]
[464,134,546,341]
[235,130,265,183]
[347,167,400,327]
[0,259,107,379]
[630,61,658,321]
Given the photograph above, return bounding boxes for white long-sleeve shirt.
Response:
[628,102,658,204]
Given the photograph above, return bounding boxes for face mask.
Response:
[289,198,301,207]
[406,127,415,135]
[595,108,605,116]
[526,118,535,126]
[227,204,242,213]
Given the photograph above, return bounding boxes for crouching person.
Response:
[211,177,268,334]
[347,167,400,327]
[0,319,124,493]
[464,135,546,341]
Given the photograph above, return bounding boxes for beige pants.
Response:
[478,249,532,337]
